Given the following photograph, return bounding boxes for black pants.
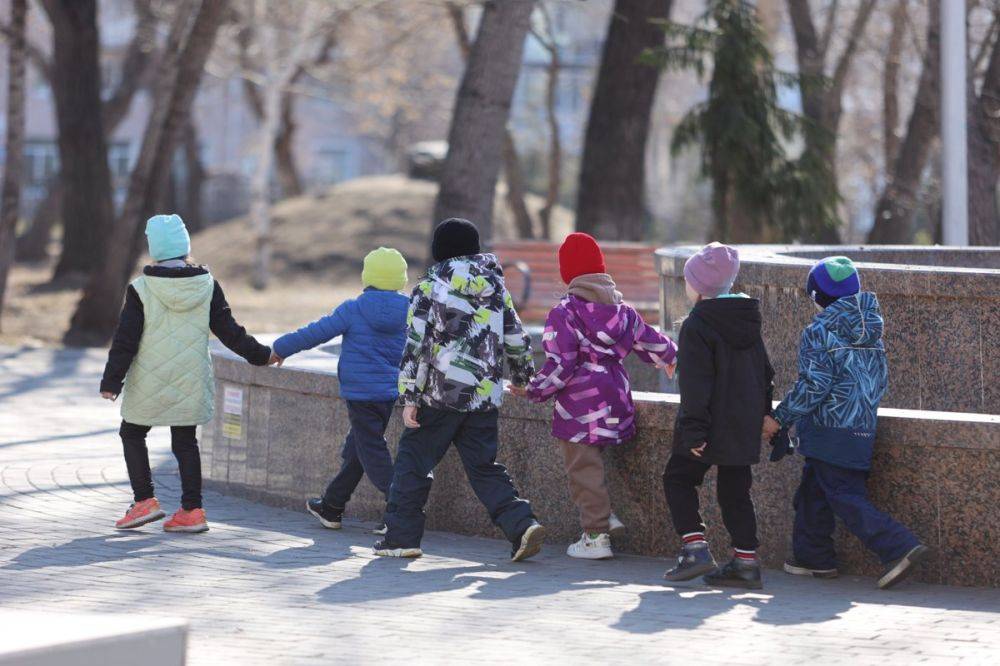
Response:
[662,454,758,550]
[322,400,395,509]
[384,407,536,548]
[120,421,202,510]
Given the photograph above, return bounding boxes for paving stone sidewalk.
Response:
[1,347,998,665]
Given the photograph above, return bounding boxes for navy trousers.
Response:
[322,400,396,509]
[383,407,536,548]
[793,458,919,568]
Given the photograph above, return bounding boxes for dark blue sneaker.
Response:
[663,542,717,581]
[306,498,343,529]
[704,557,763,590]
[878,544,929,590]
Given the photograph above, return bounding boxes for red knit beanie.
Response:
[558,232,607,284]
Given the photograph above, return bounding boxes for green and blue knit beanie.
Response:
[145,214,190,261]
[806,256,860,307]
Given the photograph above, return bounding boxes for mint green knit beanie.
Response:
[145,214,190,261]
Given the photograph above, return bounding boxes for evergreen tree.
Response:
[646,0,839,243]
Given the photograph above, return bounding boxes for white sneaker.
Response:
[567,532,613,560]
[608,513,626,539]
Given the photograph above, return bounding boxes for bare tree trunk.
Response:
[65,0,227,346]
[535,2,562,240]
[968,21,1000,247]
[15,179,61,262]
[445,1,534,240]
[868,0,940,245]
[250,80,282,290]
[883,0,907,170]
[575,0,671,241]
[501,131,535,239]
[41,0,116,278]
[179,120,205,232]
[273,92,304,197]
[0,0,28,328]
[432,0,535,250]
[14,0,155,263]
[786,0,877,243]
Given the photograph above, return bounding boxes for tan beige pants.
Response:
[558,439,611,533]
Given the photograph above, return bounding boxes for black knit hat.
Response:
[431,218,481,262]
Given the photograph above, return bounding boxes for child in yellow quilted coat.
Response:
[100,214,271,533]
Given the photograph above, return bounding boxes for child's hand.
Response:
[508,385,527,397]
[100,391,118,402]
[663,361,677,379]
[402,405,420,428]
[690,442,707,457]
[761,415,780,441]
[268,351,284,367]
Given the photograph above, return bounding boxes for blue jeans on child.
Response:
[322,400,395,509]
[793,458,919,568]
[383,407,536,548]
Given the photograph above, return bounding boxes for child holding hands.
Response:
[523,233,677,560]
[270,247,409,534]
[663,242,774,588]
[101,214,272,533]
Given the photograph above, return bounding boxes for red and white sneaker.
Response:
[115,498,166,529]
[163,508,209,533]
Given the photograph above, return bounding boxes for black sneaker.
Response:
[511,521,546,562]
[306,498,343,529]
[663,542,717,582]
[783,559,839,579]
[372,539,422,558]
[878,544,929,590]
[703,557,763,590]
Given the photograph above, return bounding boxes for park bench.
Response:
[492,240,661,324]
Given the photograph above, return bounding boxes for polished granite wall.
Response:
[657,246,1000,414]
[204,351,1000,588]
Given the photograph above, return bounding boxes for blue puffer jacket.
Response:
[273,288,409,402]
[773,292,889,470]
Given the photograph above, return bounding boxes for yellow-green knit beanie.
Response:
[361,247,408,291]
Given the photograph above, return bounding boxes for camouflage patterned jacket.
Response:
[398,253,534,411]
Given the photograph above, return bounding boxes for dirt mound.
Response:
[196,174,574,285]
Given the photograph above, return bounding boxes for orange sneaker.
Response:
[115,498,166,529]
[163,508,209,533]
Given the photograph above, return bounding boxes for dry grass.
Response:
[1,175,573,347]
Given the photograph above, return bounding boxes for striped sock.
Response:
[734,548,756,561]
[682,532,707,545]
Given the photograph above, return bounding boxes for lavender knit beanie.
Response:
[684,242,740,297]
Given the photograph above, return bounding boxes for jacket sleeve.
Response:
[630,310,678,367]
[100,286,144,394]
[209,281,271,366]
[676,320,715,449]
[501,287,535,386]
[272,301,351,359]
[526,306,578,402]
[398,280,436,406]
[764,344,776,415]
[772,324,835,426]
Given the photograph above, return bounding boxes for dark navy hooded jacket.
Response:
[272,288,409,402]
[773,292,889,470]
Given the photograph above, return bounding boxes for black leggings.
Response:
[662,454,759,551]
[120,421,202,510]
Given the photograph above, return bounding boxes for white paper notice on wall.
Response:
[222,386,243,439]
[223,387,243,415]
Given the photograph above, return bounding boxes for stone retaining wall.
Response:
[203,351,999,587]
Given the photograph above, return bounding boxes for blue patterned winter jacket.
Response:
[773,292,888,470]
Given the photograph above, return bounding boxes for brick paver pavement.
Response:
[1,347,998,664]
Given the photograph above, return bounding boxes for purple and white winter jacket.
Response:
[526,295,677,445]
